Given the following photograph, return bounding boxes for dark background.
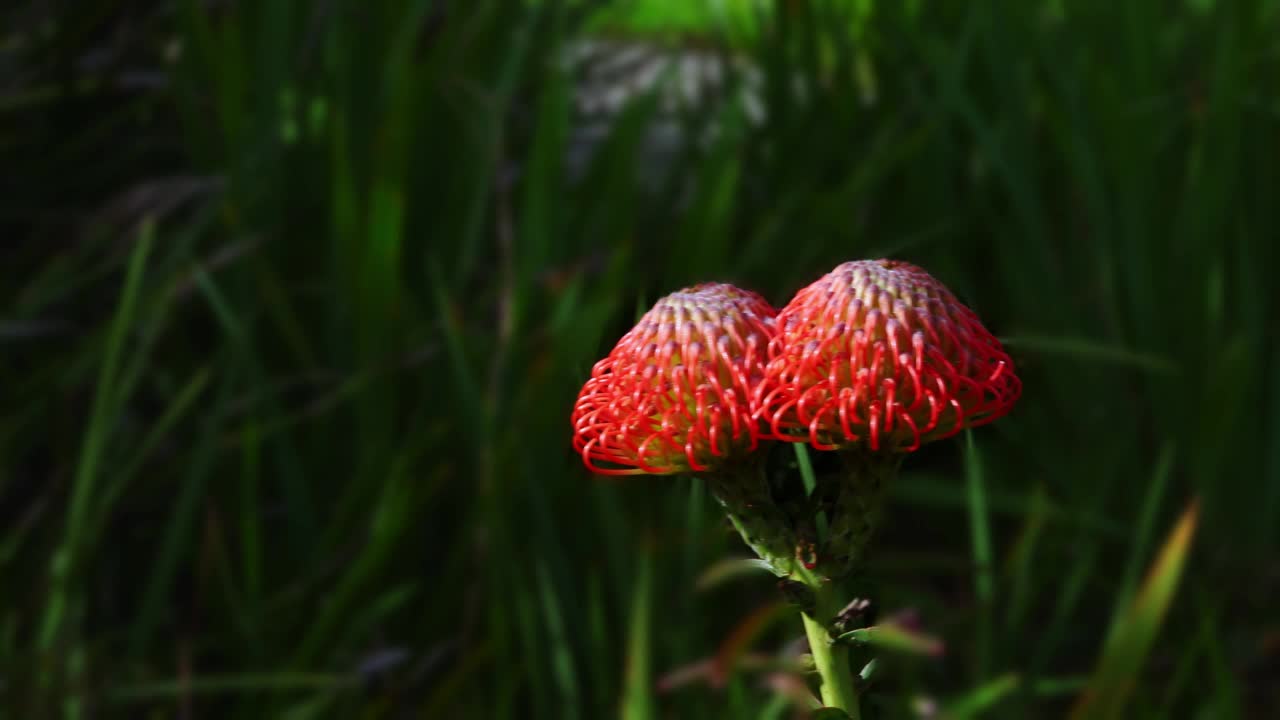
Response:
[2,1,1278,717]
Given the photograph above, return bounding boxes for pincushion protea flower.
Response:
[571,282,776,475]
[572,283,809,575]
[756,258,1021,577]
[756,259,1021,452]
[571,263,1021,717]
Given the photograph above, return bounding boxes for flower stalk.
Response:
[820,451,903,578]
[706,463,802,577]
[799,573,861,716]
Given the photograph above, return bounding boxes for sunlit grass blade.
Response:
[1070,498,1201,720]
[1103,442,1175,649]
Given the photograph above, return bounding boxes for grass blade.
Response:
[963,430,993,680]
[999,335,1178,375]
[536,560,582,720]
[110,673,355,702]
[622,546,654,720]
[1070,498,1200,720]
[1103,443,1175,649]
[945,673,1020,719]
[39,225,154,665]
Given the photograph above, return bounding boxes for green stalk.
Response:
[706,464,800,576]
[705,452,896,715]
[823,451,901,577]
[800,575,860,716]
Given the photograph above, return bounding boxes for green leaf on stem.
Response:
[834,623,944,658]
[694,557,776,591]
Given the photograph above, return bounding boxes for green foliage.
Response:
[2,0,1277,717]
[1071,501,1201,720]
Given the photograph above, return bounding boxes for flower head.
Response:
[572,283,778,475]
[756,259,1020,452]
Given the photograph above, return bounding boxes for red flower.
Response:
[572,283,778,475]
[755,259,1020,452]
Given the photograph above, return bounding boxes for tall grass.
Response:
[2,0,1276,717]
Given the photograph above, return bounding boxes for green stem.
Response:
[822,451,901,577]
[799,575,860,716]
[706,464,800,576]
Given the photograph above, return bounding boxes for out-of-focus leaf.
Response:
[622,547,654,720]
[694,557,776,591]
[999,335,1178,374]
[109,673,356,701]
[1104,443,1176,648]
[1069,499,1200,720]
[964,431,993,679]
[713,602,792,685]
[944,673,1021,719]
[833,623,944,658]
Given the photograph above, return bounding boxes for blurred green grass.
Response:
[2,0,1278,717]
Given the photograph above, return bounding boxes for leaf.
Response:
[109,673,355,701]
[694,557,776,591]
[1069,499,1200,720]
[621,548,654,720]
[1103,443,1175,648]
[964,431,993,678]
[834,623,944,658]
[40,225,154,653]
[998,335,1178,375]
[945,673,1021,719]
[713,603,792,685]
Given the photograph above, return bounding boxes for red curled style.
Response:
[754,260,1021,453]
[571,283,778,475]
